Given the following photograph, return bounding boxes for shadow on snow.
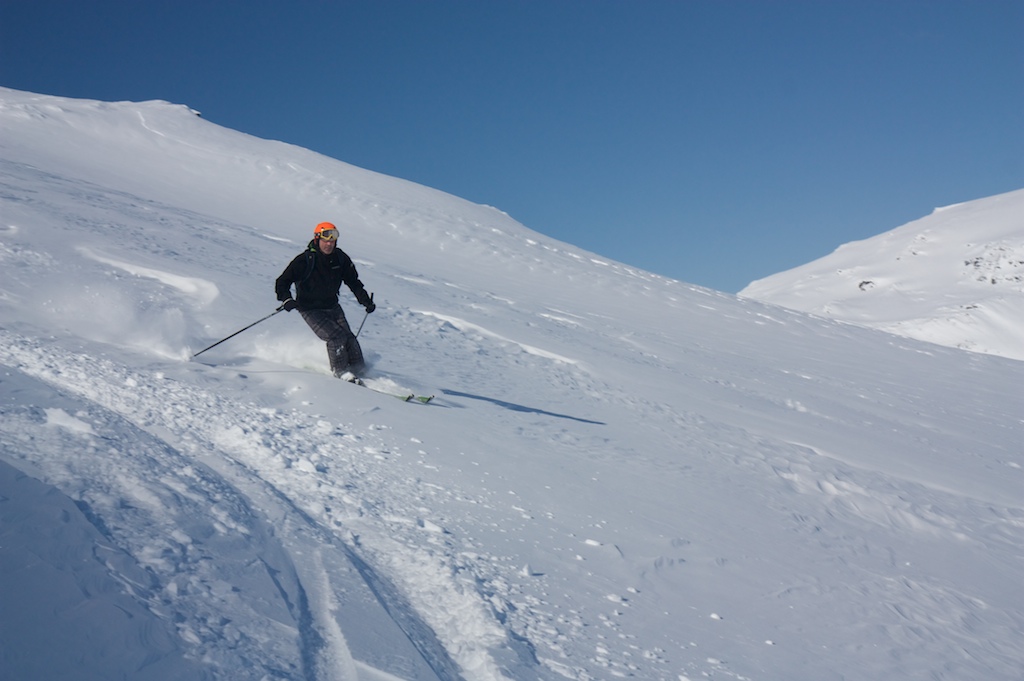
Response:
[442,389,605,425]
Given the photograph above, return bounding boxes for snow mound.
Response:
[740,188,1024,360]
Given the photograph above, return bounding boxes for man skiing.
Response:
[275,221,376,379]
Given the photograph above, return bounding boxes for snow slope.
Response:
[740,189,1024,361]
[1,87,1022,681]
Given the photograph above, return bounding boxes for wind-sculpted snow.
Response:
[77,246,221,306]
[412,311,580,365]
[2,87,1024,680]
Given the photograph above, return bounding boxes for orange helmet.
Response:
[314,222,338,241]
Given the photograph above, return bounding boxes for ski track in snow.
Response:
[0,331,506,681]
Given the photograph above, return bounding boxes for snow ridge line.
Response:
[0,330,513,681]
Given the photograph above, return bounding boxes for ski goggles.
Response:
[317,229,338,241]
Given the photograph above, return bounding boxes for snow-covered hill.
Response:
[1,87,1022,681]
[740,189,1024,361]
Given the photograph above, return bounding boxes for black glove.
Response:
[363,292,375,314]
[280,298,298,312]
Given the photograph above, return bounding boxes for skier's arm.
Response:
[275,255,303,302]
[341,258,374,310]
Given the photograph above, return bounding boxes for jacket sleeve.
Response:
[275,254,303,301]
[341,256,371,306]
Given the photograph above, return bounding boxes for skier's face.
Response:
[317,238,335,255]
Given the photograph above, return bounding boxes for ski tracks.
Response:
[0,330,514,680]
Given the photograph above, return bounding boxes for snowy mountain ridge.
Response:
[740,188,1024,360]
[1,87,1022,681]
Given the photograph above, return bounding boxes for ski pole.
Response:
[192,304,287,359]
[354,292,373,338]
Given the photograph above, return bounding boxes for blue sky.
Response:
[2,1,1021,293]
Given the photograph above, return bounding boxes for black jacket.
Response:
[275,240,371,311]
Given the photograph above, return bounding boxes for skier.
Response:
[275,221,376,379]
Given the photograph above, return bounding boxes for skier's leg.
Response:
[331,306,366,375]
[300,308,351,376]
[344,337,365,374]
[327,340,348,376]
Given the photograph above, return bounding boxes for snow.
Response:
[1,87,1022,681]
[739,188,1024,361]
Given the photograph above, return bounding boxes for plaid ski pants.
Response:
[299,305,365,376]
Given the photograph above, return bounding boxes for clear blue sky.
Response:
[3,1,1021,292]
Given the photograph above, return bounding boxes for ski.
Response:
[345,377,433,404]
